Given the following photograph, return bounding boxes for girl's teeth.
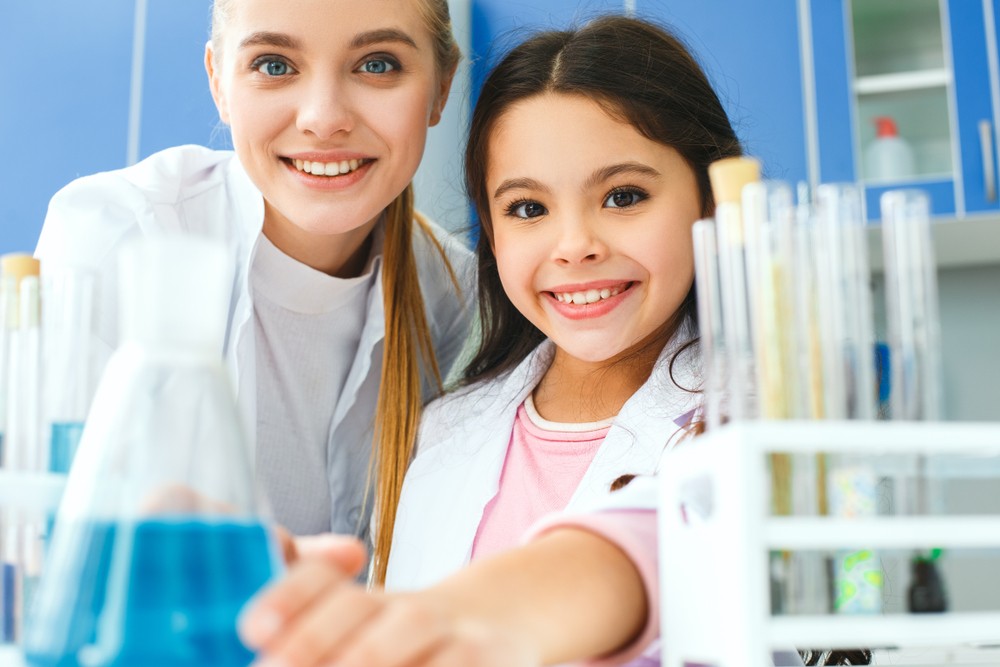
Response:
[292,158,364,177]
[555,286,625,304]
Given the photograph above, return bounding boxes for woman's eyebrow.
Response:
[238,31,300,50]
[350,28,418,50]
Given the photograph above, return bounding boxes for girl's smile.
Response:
[544,281,636,320]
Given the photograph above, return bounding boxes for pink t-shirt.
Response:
[471,398,611,560]
[469,397,661,666]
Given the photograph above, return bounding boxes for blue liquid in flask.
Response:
[25,517,279,667]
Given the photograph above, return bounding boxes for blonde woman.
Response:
[35,0,472,584]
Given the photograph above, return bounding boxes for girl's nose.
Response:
[551,217,608,266]
[297,78,355,139]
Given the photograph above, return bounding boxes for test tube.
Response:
[708,157,761,421]
[0,255,44,643]
[692,219,725,430]
[0,275,16,468]
[815,184,877,421]
[742,180,797,421]
[880,189,942,421]
[42,269,96,474]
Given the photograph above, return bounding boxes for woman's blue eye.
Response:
[361,59,396,74]
[254,59,290,76]
[604,189,644,208]
[510,201,547,219]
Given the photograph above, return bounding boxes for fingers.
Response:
[253,581,385,667]
[239,557,354,649]
[332,594,449,667]
[272,525,298,565]
[294,534,367,576]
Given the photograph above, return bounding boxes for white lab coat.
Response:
[385,337,701,589]
[35,145,474,536]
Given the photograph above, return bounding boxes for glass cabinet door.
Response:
[812,0,1000,219]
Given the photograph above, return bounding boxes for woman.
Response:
[34,0,473,584]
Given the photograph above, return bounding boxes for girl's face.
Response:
[206,0,451,245]
[486,93,701,367]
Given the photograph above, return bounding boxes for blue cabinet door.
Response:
[0,0,136,256]
[949,0,1000,215]
[635,1,808,186]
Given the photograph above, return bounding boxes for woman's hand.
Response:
[238,555,540,667]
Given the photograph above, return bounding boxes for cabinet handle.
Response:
[981,119,997,203]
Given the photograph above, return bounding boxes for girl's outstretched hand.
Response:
[238,554,540,667]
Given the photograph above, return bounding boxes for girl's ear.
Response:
[429,62,458,127]
[205,41,231,125]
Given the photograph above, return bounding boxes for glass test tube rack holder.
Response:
[0,471,65,667]
[659,421,1000,667]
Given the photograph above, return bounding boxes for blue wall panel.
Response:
[140,0,222,158]
[637,0,808,184]
[0,0,135,255]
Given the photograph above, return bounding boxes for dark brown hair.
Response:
[462,15,742,386]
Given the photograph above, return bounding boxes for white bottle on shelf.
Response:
[864,116,916,182]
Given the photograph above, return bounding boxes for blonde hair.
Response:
[210,0,462,585]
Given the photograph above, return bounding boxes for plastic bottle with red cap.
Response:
[864,116,916,182]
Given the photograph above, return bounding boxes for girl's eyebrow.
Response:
[493,162,661,200]
[493,177,549,200]
[239,31,300,50]
[584,162,661,189]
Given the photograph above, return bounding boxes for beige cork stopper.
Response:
[1,254,40,283]
[708,156,761,206]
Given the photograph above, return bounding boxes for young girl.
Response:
[240,15,867,667]
[33,0,472,584]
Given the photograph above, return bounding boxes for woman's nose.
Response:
[297,78,355,139]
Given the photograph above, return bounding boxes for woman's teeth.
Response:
[293,158,363,176]
[554,285,625,305]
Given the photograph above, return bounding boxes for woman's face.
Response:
[206,0,451,250]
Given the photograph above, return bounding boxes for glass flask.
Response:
[22,235,282,667]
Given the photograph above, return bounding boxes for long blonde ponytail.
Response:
[370,184,458,585]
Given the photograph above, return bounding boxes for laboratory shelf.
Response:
[868,215,1000,271]
[659,421,1000,667]
[770,613,1000,649]
[765,517,1000,550]
[0,471,65,513]
[854,68,952,95]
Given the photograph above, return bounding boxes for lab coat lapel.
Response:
[223,157,265,472]
[567,344,700,513]
[388,342,554,587]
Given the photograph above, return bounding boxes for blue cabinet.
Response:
[810,0,1000,220]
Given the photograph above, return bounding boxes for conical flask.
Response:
[23,235,282,667]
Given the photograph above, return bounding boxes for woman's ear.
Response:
[205,41,231,125]
[429,62,458,127]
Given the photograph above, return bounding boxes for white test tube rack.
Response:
[659,421,1000,667]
